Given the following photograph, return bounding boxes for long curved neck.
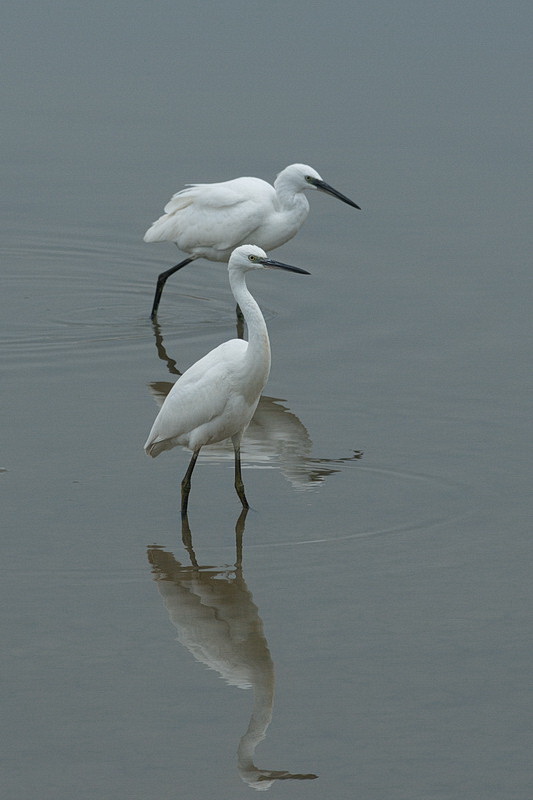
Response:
[229,269,271,377]
[273,173,310,219]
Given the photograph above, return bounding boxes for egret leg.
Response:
[180,512,199,568]
[234,507,248,568]
[151,257,194,320]
[181,449,200,517]
[232,437,249,509]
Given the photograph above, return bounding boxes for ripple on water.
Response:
[239,461,473,549]
[1,231,250,362]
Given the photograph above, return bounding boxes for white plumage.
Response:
[144,245,310,514]
[145,338,255,457]
[145,163,358,318]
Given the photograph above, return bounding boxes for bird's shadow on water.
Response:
[149,320,363,493]
[147,509,318,790]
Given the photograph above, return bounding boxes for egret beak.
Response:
[311,178,361,210]
[259,258,311,275]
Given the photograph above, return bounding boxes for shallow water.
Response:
[2,3,532,799]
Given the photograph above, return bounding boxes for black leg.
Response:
[232,438,249,509]
[234,507,248,568]
[181,449,200,517]
[150,257,194,320]
[180,512,199,568]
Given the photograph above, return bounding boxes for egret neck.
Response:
[228,265,271,397]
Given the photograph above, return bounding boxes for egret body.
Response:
[144,245,310,514]
[144,163,358,318]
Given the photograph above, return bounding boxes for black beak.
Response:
[259,258,311,275]
[311,178,361,210]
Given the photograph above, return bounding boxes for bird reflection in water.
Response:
[150,320,363,492]
[147,510,318,789]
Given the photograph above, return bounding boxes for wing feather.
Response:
[143,177,275,251]
[144,340,249,457]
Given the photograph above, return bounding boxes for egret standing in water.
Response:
[144,245,310,514]
[144,163,358,319]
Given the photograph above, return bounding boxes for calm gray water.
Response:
[2,3,531,798]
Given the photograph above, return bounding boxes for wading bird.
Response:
[144,163,358,319]
[144,245,310,514]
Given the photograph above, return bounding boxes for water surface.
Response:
[2,3,531,798]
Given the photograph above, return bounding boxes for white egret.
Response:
[144,163,358,319]
[144,245,310,514]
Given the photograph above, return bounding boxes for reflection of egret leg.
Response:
[232,435,249,509]
[151,257,195,320]
[236,304,244,340]
[181,449,200,516]
[151,319,181,375]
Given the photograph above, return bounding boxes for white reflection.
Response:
[147,512,317,789]
[149,322,362,490]
[149,381,352,489]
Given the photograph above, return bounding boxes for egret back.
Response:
[142,174,310,257]
[143,177,274,253]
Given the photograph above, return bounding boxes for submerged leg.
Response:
[150,257,194,320]
[181,449,200,517]
[232,436,249,509]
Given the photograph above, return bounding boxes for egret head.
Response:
[277,163,360,210]
[228,245,310,276]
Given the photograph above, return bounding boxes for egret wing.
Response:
[145,178,274,251]
[144,341,247,456]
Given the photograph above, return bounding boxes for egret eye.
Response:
[305,175,313,182]
[248,254,257,262]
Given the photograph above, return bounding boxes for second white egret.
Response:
[144,244,310,514]
[144,163,358,318]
